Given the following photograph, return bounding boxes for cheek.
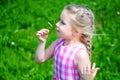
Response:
[68,31,73,36]
[64,29,73,36]
[67,27,73,34]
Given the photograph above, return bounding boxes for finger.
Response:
[41,29,49,35]
[42,28,49,32]
[37,30,48,36]
[43,30,49,34]
[45,29,49,32]
[95,67,100,72]
[36,33,41,37]
[83,66,86,74]
[81,66,84,74]
[36,31,44,36]
[36,33,45,42]
[92,63,96,70]
[87,63,91,74]
[37,31,44,35]
[38,37,45,42]
[92,67,100,77]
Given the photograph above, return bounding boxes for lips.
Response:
[56,28,60,33]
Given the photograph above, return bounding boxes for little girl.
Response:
[35,4,99,80]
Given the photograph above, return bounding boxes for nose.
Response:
[56,22,59,28]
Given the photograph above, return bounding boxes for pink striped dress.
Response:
[53,38,86,80]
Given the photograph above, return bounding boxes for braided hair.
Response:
[64,5,95,58]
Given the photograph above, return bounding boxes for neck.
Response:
[63,38,82,46]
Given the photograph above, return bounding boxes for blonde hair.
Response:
[64,4,95,57]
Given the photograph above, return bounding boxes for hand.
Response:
[36,28,49,42]
[80,63,99,80]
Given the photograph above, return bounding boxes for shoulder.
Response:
[75,49,89,59]
[76,43,88,57]
[74,44,90,66]
[76,49,89,60]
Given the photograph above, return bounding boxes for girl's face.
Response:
[56,10,73,39]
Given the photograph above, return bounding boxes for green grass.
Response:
[0,0,120,80]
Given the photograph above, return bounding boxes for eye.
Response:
[60,20,65,25]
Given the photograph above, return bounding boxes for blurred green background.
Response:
[0,0,120,80]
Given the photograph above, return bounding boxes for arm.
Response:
[35,28,58,64]
[75,50,99,80]
[75,49,90,80]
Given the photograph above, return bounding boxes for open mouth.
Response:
[57,30,59,33]
[56,28,60,33]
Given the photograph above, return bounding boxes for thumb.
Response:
[93,67,100,77]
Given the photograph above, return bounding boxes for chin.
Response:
[57,34,63,38]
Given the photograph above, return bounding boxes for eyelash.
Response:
[60,20,65,25]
